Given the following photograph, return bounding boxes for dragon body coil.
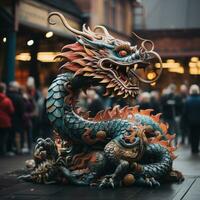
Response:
[19,12,184,188]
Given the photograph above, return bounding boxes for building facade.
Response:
[133,0,200,90]
[0,0,135,87]
[75,0,134,42]
[0,0,82,86]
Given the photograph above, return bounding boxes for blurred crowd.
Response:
[0,78,200,156]
[0,77,51,156]
[77,83,200,154]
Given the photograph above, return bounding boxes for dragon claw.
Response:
[99,176,117,189]
[109,178,115,189]
[136,177,160,187]
[150,177,160,187]
[34,138,58,162]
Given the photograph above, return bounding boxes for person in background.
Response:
[21,87,36,153]
[111,97,127,108]
[183,84,200,154]
[96,86,113,108]
[138,92,152,110]
[86,88,105,117]
[7,81,25,154]
[26,76,41,101]
[77,91,88,113]
[179,84,189,145]
[26,77,39,141]
[160,84,180,145]
[0,82,14,155]
[150,90,161,115]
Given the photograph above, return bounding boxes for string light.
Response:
[45,31,54,38]
[27,40,34,46]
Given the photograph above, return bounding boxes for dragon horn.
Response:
[48,12,94,40]
[132,32,154,52]
[94,25,111,37]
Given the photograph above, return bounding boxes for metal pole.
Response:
[5,0,18,83]
[5,31,16,83]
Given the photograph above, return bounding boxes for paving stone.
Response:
[0,175,197,200]
[181,177,200,200]
[0,146,199,200]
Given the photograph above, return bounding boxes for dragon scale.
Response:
[20,12,184,188]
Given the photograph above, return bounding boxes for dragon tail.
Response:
[90,106,177,159]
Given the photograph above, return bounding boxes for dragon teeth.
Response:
[94,74,105,79]
[82,88,87,95]
[134,64,138,71]
[123,93,129,98]
[83,72,92,76]
[126,66,130,73]
[124,80,128,85]
[82,66,93,72]
[117,90,124,96]
[100,78,110,83]
[106,82,116,88]
[116,66,119,70]
[111,78,117,83]
[119,85,124,90]
[114,86,120,91]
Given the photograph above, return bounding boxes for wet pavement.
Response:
[0,145,199,200]
[0,155,31,175]
[1,145,199,176]
[174,145,200,176]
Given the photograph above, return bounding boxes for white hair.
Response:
[139,92,151,103]
[9,81,20,92]
[189,84,200,95]
[27,76,35,88]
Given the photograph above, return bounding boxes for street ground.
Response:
[0,144,199,200]
[1,144,199,176]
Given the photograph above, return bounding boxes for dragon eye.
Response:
[115,44,131,57]
[118,50,128,57]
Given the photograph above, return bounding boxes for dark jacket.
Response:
[183,94,200,126]
[0,93,15,128]
[7,91,25,131]
[23,96,35,129]
[88,98,104,118]
[161,93,180,120]
[150,98,161,115]
[139,102,152,110]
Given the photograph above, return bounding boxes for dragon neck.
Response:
[46,72,171,153]
[46,73,74,133]
[46,72,101,135]
[46,72,131,142]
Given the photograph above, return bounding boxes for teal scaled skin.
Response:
[19,12,184,188]
[18,54,184,189]
[47,73,164,145]
[39,72,178,188]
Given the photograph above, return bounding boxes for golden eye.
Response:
[115,44,131,57]
[119,50,128,57]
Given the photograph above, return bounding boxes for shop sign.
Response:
[18,1,80,37]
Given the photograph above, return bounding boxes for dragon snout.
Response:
[128,49,163,84]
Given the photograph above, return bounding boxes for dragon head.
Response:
[49,12,163,98]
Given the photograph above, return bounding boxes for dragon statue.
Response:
[19,12,184,188]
